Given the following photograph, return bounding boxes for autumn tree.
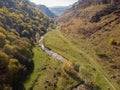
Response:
[0,32,6,47]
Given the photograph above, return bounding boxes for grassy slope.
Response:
[24,46,53,90]
[24,46,62,90]
[24,46,81,90]
[43,30,120,90]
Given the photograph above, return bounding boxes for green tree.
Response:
[4,44,13,55]
[1,6,8,13]
[0,51,9,71]
[0,26,7,35]
[0,51,9,85]
[0,32,6,47]
[7,59,22,75]
[6,59,25,85]
[22,30,30,38]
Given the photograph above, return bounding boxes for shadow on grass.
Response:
[16,60,34,90]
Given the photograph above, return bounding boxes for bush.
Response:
[109,38,117,45]
[62,62,83,82]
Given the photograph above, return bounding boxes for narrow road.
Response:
[38,36,68,62]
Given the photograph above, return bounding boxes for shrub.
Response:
[109,38,117,45]
[73,63,80,72]
[62,62,83,82]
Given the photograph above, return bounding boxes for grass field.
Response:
[43,30,120,90]
[24,46,83,90]
[24,46,65,90]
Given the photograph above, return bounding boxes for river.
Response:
[38,36,85,90]
[38,36,68,62]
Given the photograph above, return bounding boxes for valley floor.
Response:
[24,46,63,90]
[24,46,82,90]
[24,30,120,90]
[43,30,120,90]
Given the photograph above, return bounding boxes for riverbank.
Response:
[38,36,68,62]
[24,45,83,90]
[24,46,61,90]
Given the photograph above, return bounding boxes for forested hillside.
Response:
[37,4,57,18]
[0,0,53,90]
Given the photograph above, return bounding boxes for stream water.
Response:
[38,36,68,62]
[38,36,83,90]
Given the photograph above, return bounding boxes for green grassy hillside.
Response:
[24,46,86,90]
[43,30,120,90]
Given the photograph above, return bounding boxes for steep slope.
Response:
[46,0,120,89]
[57,0,120,22]
[0,0,52,90]
[37,4,57,18]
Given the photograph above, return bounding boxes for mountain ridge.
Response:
[37,4,57,18]
[49,6,71,16]
[57,0,120,22]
